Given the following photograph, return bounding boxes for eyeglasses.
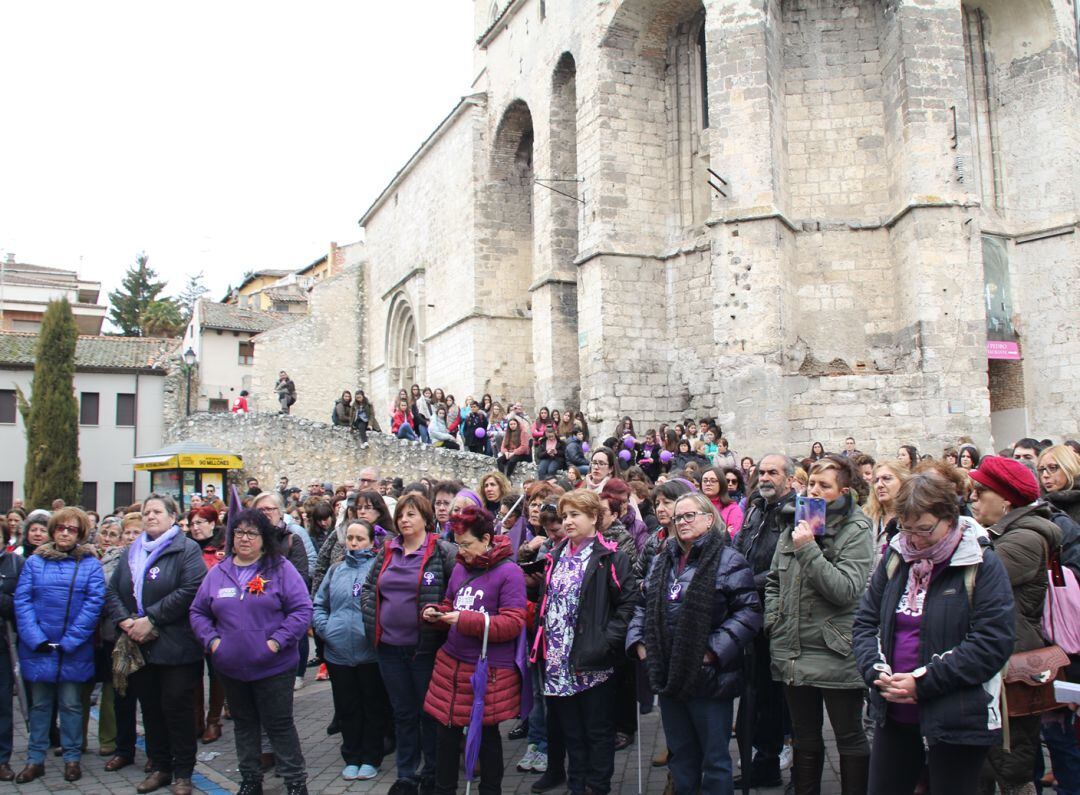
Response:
[897,518,945,536]
[1038,464,1061,475]
[673,511,707,525]
[233,529,261,539]
[53,524,80,535]
[257,506,279,515]
[434,499,452,508]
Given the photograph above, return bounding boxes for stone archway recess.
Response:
[386,294,419,394]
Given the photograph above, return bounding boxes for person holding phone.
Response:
[422,504,528,795]
[765,455,874,794]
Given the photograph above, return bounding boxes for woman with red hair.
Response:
[422,505,527,795]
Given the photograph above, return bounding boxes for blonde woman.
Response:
[479,472,512,516]
[864,462,911,571]
[1040,444,1080,524]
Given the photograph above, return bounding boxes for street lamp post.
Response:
[183,347,197,415]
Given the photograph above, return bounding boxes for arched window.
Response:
[387,296,419,391]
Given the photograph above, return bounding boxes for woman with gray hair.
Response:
[627,492,761,794]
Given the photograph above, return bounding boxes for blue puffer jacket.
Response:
[312,548,378,666]
[15,543,105,683]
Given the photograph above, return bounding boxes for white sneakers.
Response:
[517,744,548,773]
[342,764,378,780]
[294,677,305,691]
[780,745,793,771]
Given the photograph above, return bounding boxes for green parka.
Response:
[764,495,873,689]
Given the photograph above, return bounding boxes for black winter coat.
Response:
[0,550,24,626]
[106,531,207,666]
[735,490,796,593]
[277,526,311,590]
[626,532,761,699]
[853,527,1015,747]
[533,536,637,673]
[1046,490,1080,525]
[361,534,457,656]
[536,439,566,470]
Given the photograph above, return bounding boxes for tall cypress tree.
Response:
[23,299,81,508]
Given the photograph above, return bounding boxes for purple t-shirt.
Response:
[378,542,426,646]
[889,564,948,724]
[441,559,527,669]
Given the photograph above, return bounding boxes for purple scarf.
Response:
[128,525,180,616]
[897,522,962,609]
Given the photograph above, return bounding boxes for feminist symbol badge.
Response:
[668,582,682,602]
[148,567,161,580]
[352,582,362,597]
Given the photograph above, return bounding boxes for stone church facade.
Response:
[351,0,1079,455]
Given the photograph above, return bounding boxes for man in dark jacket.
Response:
[733,453,797,789]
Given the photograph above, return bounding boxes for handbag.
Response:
[1004,644,1070,716]
[1000,536,1072,717]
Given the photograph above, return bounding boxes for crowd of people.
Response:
[2,412,1080,795]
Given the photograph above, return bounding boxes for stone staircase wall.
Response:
[166,412,535,491]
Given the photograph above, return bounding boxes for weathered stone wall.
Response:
[332,0,1080,452]
[250,265,364,421]
[167,412,536,491]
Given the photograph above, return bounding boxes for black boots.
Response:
[790,750,825,795]
[838,754,869,795]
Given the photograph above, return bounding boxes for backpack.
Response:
[885,551,977,602]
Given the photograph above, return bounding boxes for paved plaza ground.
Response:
[3,672,850,794]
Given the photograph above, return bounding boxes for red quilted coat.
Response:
[423,538,527,727]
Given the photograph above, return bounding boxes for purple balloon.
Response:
[474,426,486,438]
[618,449,632,462]
[623,436,637,449]
[660,450,674,464]
[582,442,590,454]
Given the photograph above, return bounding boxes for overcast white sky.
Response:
[0,2,474,311]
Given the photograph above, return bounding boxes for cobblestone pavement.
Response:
[5,672,852,794]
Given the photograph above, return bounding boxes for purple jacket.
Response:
[441,547,527,670]
[189,556,313,682]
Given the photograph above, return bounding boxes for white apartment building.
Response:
[0,332,175,512]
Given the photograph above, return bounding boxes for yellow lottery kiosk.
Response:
[133,442,244,511]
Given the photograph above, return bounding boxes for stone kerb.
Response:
[166,412,536,490]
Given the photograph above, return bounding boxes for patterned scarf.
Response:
[896,521,962,610]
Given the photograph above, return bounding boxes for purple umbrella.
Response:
[464,613,492,792]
